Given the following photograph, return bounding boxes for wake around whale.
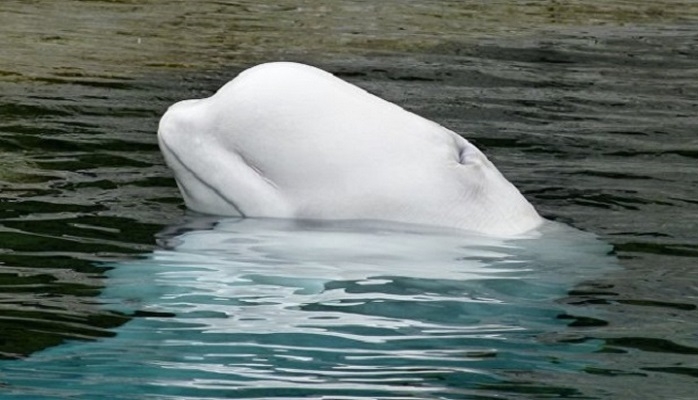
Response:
[158,62,543,236]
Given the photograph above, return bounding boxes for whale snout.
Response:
[158,100,247,216]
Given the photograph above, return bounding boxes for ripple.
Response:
[0,218,616,398]
[604,337,698,355]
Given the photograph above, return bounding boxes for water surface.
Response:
[4,218,617,399]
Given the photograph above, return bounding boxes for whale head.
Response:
[158,62,543,236]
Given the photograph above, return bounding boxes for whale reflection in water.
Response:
[106,217,612,311]
[4,218,616,399]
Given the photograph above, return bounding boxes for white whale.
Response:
[158,62,543,236]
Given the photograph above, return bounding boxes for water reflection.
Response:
[2,217,615,399]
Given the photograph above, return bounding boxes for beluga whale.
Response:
[158,62,543,236]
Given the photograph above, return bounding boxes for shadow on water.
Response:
[0,1,697,399]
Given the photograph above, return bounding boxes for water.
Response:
[2,219,616,399]
[1,1,697,399]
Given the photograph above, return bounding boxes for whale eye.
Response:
[457,140,474,165]
[455,138,487,168]
[458,145,468,165]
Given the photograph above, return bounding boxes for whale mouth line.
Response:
[159,136,245,216]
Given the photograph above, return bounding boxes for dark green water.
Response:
[1,1,697,399]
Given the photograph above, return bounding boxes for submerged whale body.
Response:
[0,217,616,398]
[158,62,543,236]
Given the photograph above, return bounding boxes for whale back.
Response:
[158,62,542,235]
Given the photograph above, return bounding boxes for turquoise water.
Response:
[1,219,614,399]
[1,1,698,399]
